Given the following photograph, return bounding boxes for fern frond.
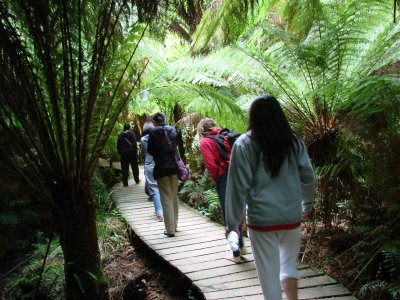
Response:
[191,0,257,54]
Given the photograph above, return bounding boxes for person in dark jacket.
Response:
[147,112,179,237]
[117,123,140,187]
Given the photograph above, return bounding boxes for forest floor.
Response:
[103,225,202,300]
[300,223,359,296]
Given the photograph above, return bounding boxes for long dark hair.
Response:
[248,94,298,177]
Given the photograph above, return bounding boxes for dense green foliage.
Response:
[0,0,160,298]
[1,171,126,299]
[2,236,65,299]
[1,0,399,298]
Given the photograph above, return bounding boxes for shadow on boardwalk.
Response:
[110,166,356,300]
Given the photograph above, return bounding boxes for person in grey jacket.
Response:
[225,94,315,300]
[141,119,163,222]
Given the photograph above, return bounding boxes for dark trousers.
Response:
[120,151,139,186]
[216,172,244,248]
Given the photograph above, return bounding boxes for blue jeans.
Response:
[152,191,163,217]
[216,173,244,249]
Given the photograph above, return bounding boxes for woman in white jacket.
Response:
[225,94,315,300]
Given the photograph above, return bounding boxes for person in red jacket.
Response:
[197,119,228,183]
[197,118,244,261]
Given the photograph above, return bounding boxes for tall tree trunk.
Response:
[54,182,108,300]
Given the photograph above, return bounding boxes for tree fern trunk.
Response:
[55,184,108,300]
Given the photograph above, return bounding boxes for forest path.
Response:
[108,164,356,300]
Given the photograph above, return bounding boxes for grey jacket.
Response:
[225,131,315,231]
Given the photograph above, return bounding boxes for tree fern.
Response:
[130,39,251,130]
[0,1,169,298]
[223,0,400,227]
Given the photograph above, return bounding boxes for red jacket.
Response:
[199,129,229,182]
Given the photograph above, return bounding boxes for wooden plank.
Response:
[194,269,259,288]
[179,254,255,273]
[187,262,257,281]
[120,206,206,217]
[130,224,223,239]
[199,276,261,293]
[299,267,325,278]
[161,244,229,261]
[227,295,264,300]
[299,275,337,288]
[126,219,215,233]
[125,217,209,230]
[173,247,253,267]
[191,264,321,286]
[156,239,225,256]
[143,231,226,245]
[141,228,225,242]
[117,202,153,208]
[215,284,355,300]
[296,285,353,299]
[204,285,264,299]
[151,236,226,251]
[198,274,337,294]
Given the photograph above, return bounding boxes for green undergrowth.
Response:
[92,172,130,260]
[1,235,64,299]
[1,171,127,299]
[179,172,223,224]
[351,225,400,300]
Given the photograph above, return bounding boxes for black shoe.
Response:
[135,179,141,184]
[163,231,174,237]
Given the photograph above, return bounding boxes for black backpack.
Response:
[205,128,240,162]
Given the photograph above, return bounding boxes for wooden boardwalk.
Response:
[111,167,356,300]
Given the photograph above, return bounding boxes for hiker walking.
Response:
[148,112,179,237]
[141,118,164,222]
[117,123,140,187]
[197,118,245,261]
[225,94,315,300]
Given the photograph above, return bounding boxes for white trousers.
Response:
[249,227,301,300]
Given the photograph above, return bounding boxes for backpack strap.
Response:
[219,128,230,134]
[123,137,133,147]
[163,128,176,156]
[204,133,229,161]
